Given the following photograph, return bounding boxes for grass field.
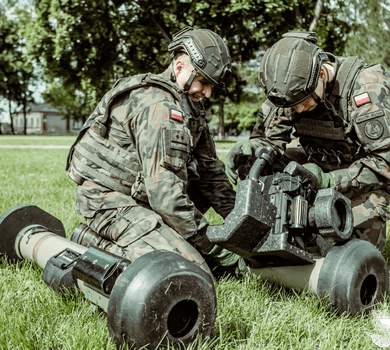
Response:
[0,135,389,349]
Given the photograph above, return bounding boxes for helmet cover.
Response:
[168,26,232,86]
[259,31,329,107]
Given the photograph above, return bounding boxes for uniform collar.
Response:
[323,54,339,99]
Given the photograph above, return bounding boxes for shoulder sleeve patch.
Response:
[354,92,371,107]
[353,109,390,152]
[170,109,183,123]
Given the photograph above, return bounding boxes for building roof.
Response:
[14,103,60,114]
[28,103,60,113]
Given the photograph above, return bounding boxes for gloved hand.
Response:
[189,227,247,276]
[302,163,335,190]
[207,245,248,276]
[226,140,255,185]
[188,226,214,255]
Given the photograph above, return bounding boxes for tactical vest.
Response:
[292,56,366,171]
[66,73,184,194]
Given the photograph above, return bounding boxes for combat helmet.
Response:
[168,26,232,90]
[259,31,329,107]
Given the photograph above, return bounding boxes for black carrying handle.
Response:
[248,146,277,181]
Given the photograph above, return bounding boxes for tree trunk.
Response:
[8,99,15,135]
[22,73,29,135]
[23,100,27,135]
[138,1,171,43]
[218,100,225,140]
[294,5,303,26]
[309,0,325,31]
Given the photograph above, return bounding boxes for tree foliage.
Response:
[23,0,127,114]
[19,0,349,127]
[0,3,35,134]
[203,0,350,132]
[1,0,390,135]
[0,0,364,136]
[340,0,390,68]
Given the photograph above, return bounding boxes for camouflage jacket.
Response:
[250,54,390,195]
[67,68,235,239]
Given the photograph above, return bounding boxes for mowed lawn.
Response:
[0,135,389,349]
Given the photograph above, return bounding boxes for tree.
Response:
[309,0,325,31]
[202,0,349,133]
[0,7,19,134]
[22,0,349,135]
[23,0,123,112]
[0,3,36,134]
[340,0,390,68]
[43,81,91,130]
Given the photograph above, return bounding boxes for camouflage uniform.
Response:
[248,54,390,252]
[66,68,236,277]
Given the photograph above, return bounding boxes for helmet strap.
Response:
[311,78,326,105]
[183,69,197,91]
[179,91,202,119]
[170,62,176,82]
[311,91,322,105]
[320,77,342,120]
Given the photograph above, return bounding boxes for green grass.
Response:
[0,135,235,149]
[213,140,238,150]
[0,134,77,146]
[0,136,389,349]
[0,148,82,234]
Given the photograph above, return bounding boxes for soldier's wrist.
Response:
[188,226,214,254]
[330,169,353,192]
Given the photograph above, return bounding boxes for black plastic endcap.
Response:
[107,250,216,349]
[317,239,389,316]
[0,204,65,261]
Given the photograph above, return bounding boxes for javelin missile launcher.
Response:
[207,147,389,316]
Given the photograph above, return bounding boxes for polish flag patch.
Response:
[354,92,371,107]
[170,109,183,122]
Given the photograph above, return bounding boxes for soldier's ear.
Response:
[319,67,326,82]
[173,59,185,77]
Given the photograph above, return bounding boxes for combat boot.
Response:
[71,223,112,250]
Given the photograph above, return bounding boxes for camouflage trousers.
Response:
[86,202,213,279]
[274,147,389,252]
[350,190,389,252]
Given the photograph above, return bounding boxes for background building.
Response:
[11,104,83,134]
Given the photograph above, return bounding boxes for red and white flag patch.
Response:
[170,109,183,122]
[354,92,371,107]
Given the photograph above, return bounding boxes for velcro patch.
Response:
[170,109,183,122]
[365,120,384,139]
[354,92,371,107]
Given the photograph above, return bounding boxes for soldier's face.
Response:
[187,74,213,102]
[174,55,213,102]
[292,69,326,113]
[292,97,317,113]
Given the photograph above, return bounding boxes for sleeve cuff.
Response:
[330,169,353,193]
